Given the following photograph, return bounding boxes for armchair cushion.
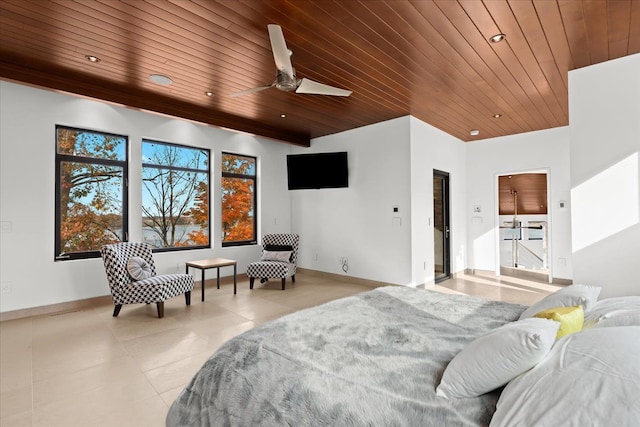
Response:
[127,256,152,281]
[265,244,294,261]
[247,261,295,279]
[122,273,195,304]
[261,250,292,262]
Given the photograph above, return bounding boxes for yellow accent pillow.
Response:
[534,306,584,338]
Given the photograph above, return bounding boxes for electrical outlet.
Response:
[340,257,349,274]
[1,282,12,294]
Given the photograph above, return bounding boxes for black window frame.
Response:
[54,125,129,261]
[221,152,257,247]
[141,139,211,253]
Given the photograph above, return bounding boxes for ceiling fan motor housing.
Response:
[275,69,298,92]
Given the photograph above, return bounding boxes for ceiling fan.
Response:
[230,24,352,98]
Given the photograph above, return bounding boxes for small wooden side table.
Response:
[185,258,237,301]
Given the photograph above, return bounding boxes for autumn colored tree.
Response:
[221,154,255,243]
[142,142,208,248]
[57,130,209,254]
[57,127,125,255]
[178,180,209,246]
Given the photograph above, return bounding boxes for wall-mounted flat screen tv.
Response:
[287,152,348,190]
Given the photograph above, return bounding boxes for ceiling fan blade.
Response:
[229,84,273,98]
[267,24,294,79]
[296,78,352,97]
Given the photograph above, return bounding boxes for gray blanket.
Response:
[167,286,526,427]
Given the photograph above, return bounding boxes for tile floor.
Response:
[0,270,559,426]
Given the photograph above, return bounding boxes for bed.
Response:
[167,285,640,426]
[166,286,525,426]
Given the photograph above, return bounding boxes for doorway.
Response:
[497,172,550,282]
[434,170,451,283]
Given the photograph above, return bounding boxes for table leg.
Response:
[233,263,237,295]
[201,269,205,302]
[217,267,220,289]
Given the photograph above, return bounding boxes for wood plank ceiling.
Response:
[498,173,548,215]
[1,0,638,146]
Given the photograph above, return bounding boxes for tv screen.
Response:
[287,152,348,190]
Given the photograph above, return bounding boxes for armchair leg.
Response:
[250,277,255,289]
[156,302,164,318]
[281,278,286,290]
[185,291,191,306]
[113,304,122,317]
[292,274,296,283]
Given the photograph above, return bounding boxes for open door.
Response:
[497,172,550,282]
[434,170,451,283]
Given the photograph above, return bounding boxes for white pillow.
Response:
[583,296,640,328]
[594,313,640,328]
[127,256,152,281]
[436,318,559,399]
[260,250,292,262]
[519,284,601,320]
[490,326,640,427]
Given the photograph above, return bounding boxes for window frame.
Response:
[221,152,257,247]
[141,139,211,253]
[54,125,129,261]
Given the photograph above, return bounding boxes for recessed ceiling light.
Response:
[470,129,480,136]
[493,113,502,118]
[149,74,172,86]
[490,33,506,43]
[205,91,214,97]
[280,114,287,118]
[85,55,101,63]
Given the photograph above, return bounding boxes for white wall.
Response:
[409,117,467,286]
[290,116,467,287]
[0,81,292,313]
[466,127,573,280]
[569,53,640,297]
[291,117,413,285]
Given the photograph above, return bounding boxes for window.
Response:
[221,153,256,246]
[55,126,128,260]
[142,140,210,250]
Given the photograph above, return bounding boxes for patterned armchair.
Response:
[100,242,194,318]
[247,234,299,290]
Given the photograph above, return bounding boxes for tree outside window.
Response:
[55,126,128,260]
[141,140,210,250]
[221,153,256,246]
